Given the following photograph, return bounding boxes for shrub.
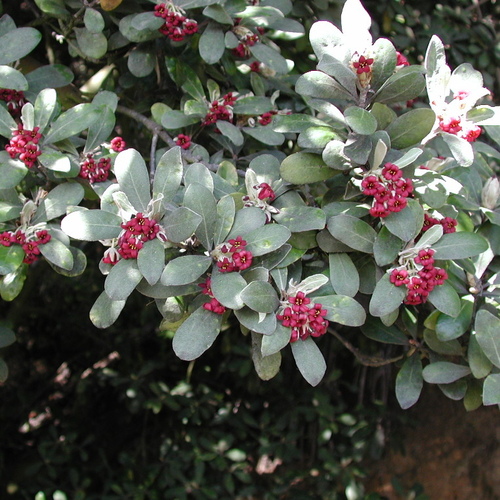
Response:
[0,0,500,423]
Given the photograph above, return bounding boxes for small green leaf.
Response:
[250,43,288,74]
[226,207,267,241]
[483,373,500,406]
[424,329,462,356]
[199,22,225,64]
[386,108,435,149]
[128,44,156,77]
[383,198,424,242]
[0,326,16,348]
[213,196,236,246]
[361,317,409,345]
[427,282,461,318]
[39,239,74,270]
[61,210,122,241]
[241,281,279,313]
[374,225,403,266]
[291,337,326,387]
[344,106,378,135]
[183,184,217,250]
[374,66,426,105]
[422,361,471,384]
[114,149,152,213]
[173,306,222,361]
[436,297,473,341]
[234,307,277,335]
[33,183,85,224]
[396,354,423,409]
[432,232,489,260]
[319,294,366,327]
[75,27,107,59]
[137,238,164,286]
[280,152,336,184]
[0,27,41,65]
[90,291,126,329]
[272,206,326,232]
[44,103,100,144]
[105,258,143,300]
[153,147,183,202]
[474,309,500,368]
[251,332,281,381]
[328,253,359,297]
[162,207,202,244]
[327,214,376,253]
[0,65,28,90]
[261,322,291,356]
[296,71,353,101]
[0,103,17,138]
[468,333,492,379]
[25,64,74,93]
[161,110,201,129]
[369,273,406,317]
[243,224,291,257]
[211,269,246,310]
[0,245,25,275]
[0,152,27,189]
[161,255,212,286]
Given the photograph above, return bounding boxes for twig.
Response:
[116,105,246,176]
[329,328,404,367]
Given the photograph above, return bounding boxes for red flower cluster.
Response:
[352,55,374,74]
[0,88,26,116]
[232,33,259,59]
[396,52,410,67]
[256,182,275,201]
[258,110,277,126]
[0,229,51,264]
[202,92,238,126]
[439,115,481,142]
[390,248,448,305]
[362,163,413,218]
[103,213,161,264]
[277,292,329,343]
[154,2,198,41]
[78,155,112,183]
[174,133,191,149]
[215,236,253,273]
[5,124,42,168]
[422,213,457,234]
[110,136,126,152]
[199,277,226,315]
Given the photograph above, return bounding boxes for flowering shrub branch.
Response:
[0,0,499,411]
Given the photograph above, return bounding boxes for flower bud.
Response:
[481,177,500,210]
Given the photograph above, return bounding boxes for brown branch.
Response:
[329,328,404,367]
[116,105,246,176]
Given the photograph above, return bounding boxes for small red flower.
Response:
[352,55,374,74]
[110,136,126,152]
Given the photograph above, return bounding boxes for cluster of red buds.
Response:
[0,89,26,117]
[0,228,51,265]
[390,247,448,306]
[232,33,260,59]
[174,133,191,150]
[422,213,457,234]
[202,92,238,126]
[78,155,112,183]
[199,277,226,315]
[110,136,126,152]
[277,291,329,343]
[212,236,253,273]
[361,163,414,218]
[5,124,42,168]
[439,115,481,142]
[154,2,198,41]
[438,90,482,142]
[258,110,277,126]
[102,213,161,264]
